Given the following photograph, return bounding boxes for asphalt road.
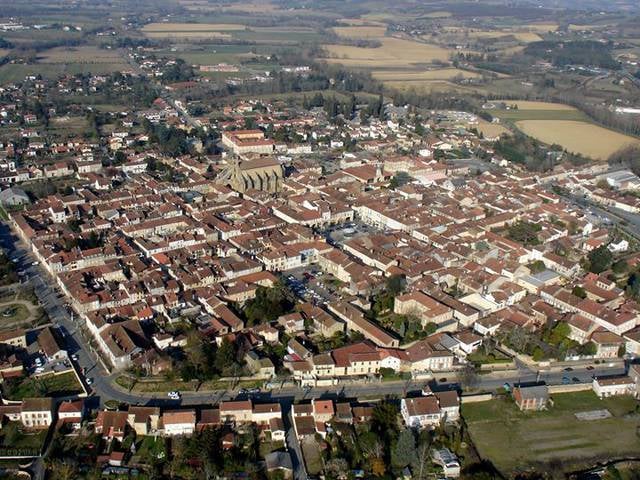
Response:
[556,190,640,241]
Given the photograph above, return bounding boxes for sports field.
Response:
[464,391,640,474]
[515,120,640,160]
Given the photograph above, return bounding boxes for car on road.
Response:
[572,377,580,383]
[562,376,570,384]
[563,367,573,372]
[168,391,181,399]
[586,365,594,371]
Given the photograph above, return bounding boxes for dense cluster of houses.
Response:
[0,80,639,385]
[0,32,639,480]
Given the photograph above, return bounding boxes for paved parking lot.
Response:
[284,268,342,305]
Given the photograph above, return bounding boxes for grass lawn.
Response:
[467,350,512,365]
[463,391,640,474]
[0,303,30,324]
[133,436,167,464]
[115,375,263,393]
[0,422,47,456]
[3,372,83,400]
[15,288,38,304]
[301,438,323,475]
[0,60,128,85]
[259,439,285,457]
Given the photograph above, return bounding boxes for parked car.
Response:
[71,354,79,361]
[86,378,94,385]
[168,391,180,399]
[562,376,570,384]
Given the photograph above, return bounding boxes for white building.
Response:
[20,398,53,429]
[162,410,196,436]
[592,376,637,398]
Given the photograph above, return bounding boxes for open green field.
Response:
[464,391,640,474]
[0,64,67,84]
[0,48,130,84]
[1,29,83,47]
[37,46,128,66]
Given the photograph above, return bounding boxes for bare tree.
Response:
[459,363,480,391]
